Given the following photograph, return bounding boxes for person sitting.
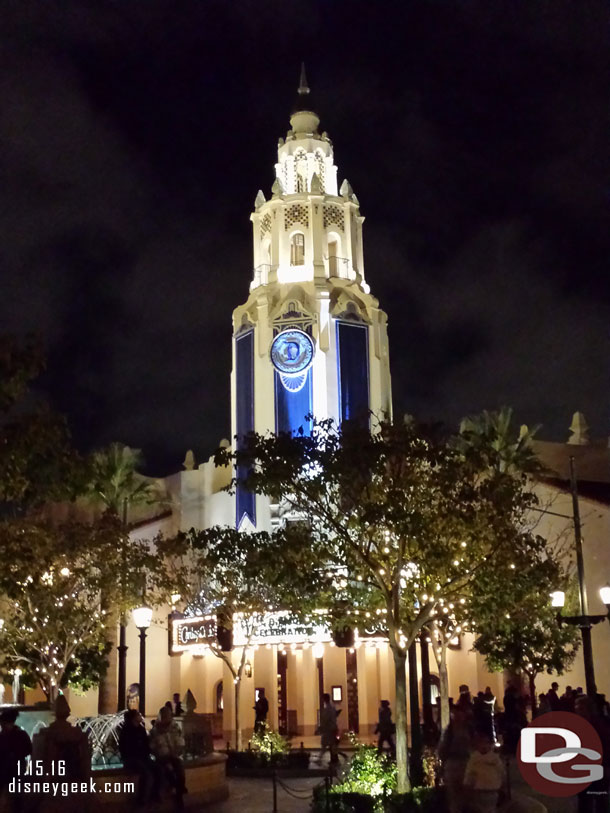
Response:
[118,709,160,804]
[149,707,187,805]
[0,708,32,804]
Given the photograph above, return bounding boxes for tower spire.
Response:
[298,62,310,97]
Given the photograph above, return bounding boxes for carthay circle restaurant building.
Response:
[63,73,610,739]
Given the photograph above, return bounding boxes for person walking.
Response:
[547,681,560,711]
[473,692,486,733]
[481,687,496,743]
[375,700,396,758]
[253,688,269,734]
[438,706,473,813]
[536,692,551,717]
[560,685,575,712]
[457,684,473,716]
[502,682,525,754]
[575,695,610,813]
[118,709,161,805]
[0,709,32,812]
[318,693,339,765]
[463,731,505,813]
[149,706,187,807]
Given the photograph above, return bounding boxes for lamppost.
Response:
[117,497,129,713]
[552,585,610,697]
[553,454,610,698]
[132,605,153,716]
[312,641,325,721]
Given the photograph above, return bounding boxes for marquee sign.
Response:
[171,615,217,654]
[169,611,394,655]
[234,612,328,646]
[170,611,330,654]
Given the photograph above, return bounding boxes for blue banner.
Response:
[235,330,256,528]
[337,322,369,423]
[275,368,313,436]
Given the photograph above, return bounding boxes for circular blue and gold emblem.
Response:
[270,329,314,375]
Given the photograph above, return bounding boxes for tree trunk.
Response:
[439,647,450,735]
[234,678,242,751]
[529,674,537,718]
[393,648,411,793]
[98,605,118,714]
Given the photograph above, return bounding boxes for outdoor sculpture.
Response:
[126,682,140,710]
[32,694,91,780]
[12,668,21,703]
[181,689,213,758]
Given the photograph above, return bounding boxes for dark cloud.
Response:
[1,0,608,473]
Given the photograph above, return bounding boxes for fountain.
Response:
[11,668,21,703]
[74,711,125,768]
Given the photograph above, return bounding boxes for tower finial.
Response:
[298,62,310,96]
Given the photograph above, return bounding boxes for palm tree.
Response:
[87,443,161,713]
[459,406,542,475]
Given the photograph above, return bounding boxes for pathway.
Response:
[216,776,321,813]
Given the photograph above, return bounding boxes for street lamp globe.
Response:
[551,590,566,608]
[312,641,324,660]
[132,605,153,630]
[599,584,610,607]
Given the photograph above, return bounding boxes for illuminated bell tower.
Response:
[231,67,392,528]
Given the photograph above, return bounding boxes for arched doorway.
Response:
[212,680,223,738]
[215,680,223,712]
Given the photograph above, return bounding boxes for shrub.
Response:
[249,724,290,763]
[329,742,396,810]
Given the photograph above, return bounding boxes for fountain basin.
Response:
[90,753,228,809]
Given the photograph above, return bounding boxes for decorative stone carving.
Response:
[181,689,213,758]
[568,412,589,445]
[183,450,196,471]
[340,178,353,199]
[32,695,91,782]
[254,189,266,210]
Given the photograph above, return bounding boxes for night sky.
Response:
[2,1,608,475]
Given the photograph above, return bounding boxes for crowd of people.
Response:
[439,681,610,813]
[537,681,610,718]
[0,698,187,810]
[439,686,505,813]
[118,700,187,807]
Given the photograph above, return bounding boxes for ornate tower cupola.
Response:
[250,64,367,291]
[231,67,392,529]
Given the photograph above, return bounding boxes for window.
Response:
[328,239,339,275]
[290,233,305,266]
